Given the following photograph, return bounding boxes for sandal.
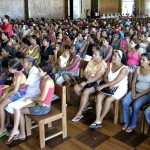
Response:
[72,115,84,122]
[5,134,19,144]
[0,130,8,138]
[83,106,93,112]
[89,123,102,129]
[14,135,26,141]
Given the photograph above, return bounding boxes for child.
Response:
[58,48,77,85]
[5,62,54,144]
[0,58,27,137]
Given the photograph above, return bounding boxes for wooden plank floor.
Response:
[0,86,150,150]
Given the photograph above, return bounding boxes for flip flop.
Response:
[5,134,18,144]
[72,115,84,122]
[83,106,93,112]
[13,135,26,141]
[0,130,8,138]
[89,123,102,129]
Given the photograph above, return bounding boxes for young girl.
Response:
[0,59,27,137]
[5,62,55,144]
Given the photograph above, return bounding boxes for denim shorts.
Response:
[10,91,26,102]
[58,70,68,76]
[28,106,51,115]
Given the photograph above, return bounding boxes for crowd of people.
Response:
[0,14,150,144]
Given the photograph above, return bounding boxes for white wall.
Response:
[0,0,25,19]
[145,0,150,16]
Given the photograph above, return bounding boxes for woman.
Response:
[112,32,120,50]
[0,59,27,137]
[122,52,150,132]
[127,39,140,89]
[119,32,130,53]
[101,38,113,63]
[40,36,54,63]
[72,46,107,122]
[1,32,10,50]
[90,50,128,128]
[5,62,55,144]
[75,32,88,58]
[27,35,40,63]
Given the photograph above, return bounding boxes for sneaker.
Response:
[125,127,133,133]
[122,125,128,131]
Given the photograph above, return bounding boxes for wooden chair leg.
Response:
[141,109,145,133]
[66,85,70,102]
[62,116,67,138]
[119,99,123,123]
[144,117,148,134]
[39,122,45,148]
[114,101,119,124]
[25,115,32,136]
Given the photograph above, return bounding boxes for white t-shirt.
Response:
[59,56,69,67]
[23,66,40,98]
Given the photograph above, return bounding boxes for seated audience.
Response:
[0,59,27,137]
[72,46,107,122]
[122,52,150,132]
[5,62,54,144]
[89,50,128,128]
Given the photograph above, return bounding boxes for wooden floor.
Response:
[0,87,150,150]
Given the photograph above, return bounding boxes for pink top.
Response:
[70,55,81,73]
[127,50,140,66]
[120,40,128,48]
[40,81,54,105]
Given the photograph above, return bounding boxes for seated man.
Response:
[72,46,107,122]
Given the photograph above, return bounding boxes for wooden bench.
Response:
[25,84,67,148]
[76,60,121,124]
[66,60,89,102]
[141,104,150,134]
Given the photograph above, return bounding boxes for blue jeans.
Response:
[28,106,51,115]
[122,91,150,128]
[145,106,150,125]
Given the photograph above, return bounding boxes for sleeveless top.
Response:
[101,45,113,63]
[39,80,55,105]
[136,67,150,92]
[75,40,86,51]
[127,50,140,66]
[14,69,27,92]
[28,45,40,60]
[59,55,69,67]
[108,63,128,88]
[70,55,81,73]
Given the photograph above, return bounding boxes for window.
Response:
[122,0,134,16]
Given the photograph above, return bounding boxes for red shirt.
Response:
[0,22,13,37]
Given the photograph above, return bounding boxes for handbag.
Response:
[100,86,118,96]
[77,77,97,88]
